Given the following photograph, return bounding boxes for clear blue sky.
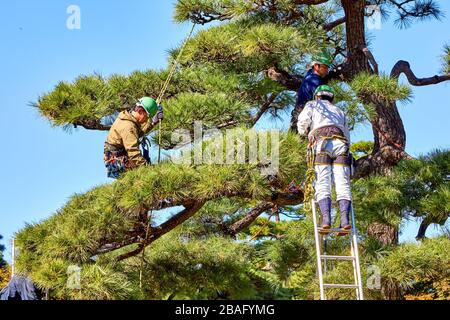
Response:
[0,1,449,263]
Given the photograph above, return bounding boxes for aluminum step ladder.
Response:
[311,199,364,300]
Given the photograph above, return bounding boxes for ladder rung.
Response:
[324,284,360,289]
[321,255,355,261]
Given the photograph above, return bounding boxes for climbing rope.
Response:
[139,210,152,290]
[138,24,197,289]
[156,23,196,164]
[156,25,195,105]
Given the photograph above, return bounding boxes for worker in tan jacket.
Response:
[104,97,163,179]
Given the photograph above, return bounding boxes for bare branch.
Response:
[216,120,239,129]
[251,94,279,126]
[73,120,111,131]
[228,202,275,235]
[116,201,205,261]
[115,245,144,262]
[361,46,379,74]
[149,201,206,242]
[102,186,304,261]
[391,60,450,86]
[416,219,430,241]
[323,17,346,31]
[267,66,303,91]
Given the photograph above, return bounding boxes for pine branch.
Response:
[97,186,305,260]
[388,0,444,28]
[174,0,236,24]
[441,44,450,74]
[105,189,304,260]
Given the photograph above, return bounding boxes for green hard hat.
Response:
[314,85,335,98]
[137,97,158,117]
[312,52,333,67]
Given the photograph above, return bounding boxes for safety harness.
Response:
[303,125,353,216]
[140,137,152,165]
[104,142,128,179]
[311,126,352,167]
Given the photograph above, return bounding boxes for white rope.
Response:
[156,24,196,163]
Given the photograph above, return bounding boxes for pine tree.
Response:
[14,1,450,300]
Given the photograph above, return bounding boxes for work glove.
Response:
[152,105,164,125]
[330,66,344,80]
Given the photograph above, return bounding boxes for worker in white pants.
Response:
[314,139,352,203]
[297,85,353,232]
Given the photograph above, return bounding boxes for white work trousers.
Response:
[314,138,352,202]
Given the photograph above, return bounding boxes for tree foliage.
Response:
[379,237,450,300]
[368,0,444,29]
[442,44,450,74]
[353,149,450,240]
[14,0,450,300]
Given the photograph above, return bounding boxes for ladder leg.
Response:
[312,200,326,300]
[351,204,364,300]
[350,237,360,299]
[323,237,328,274]
[311,201,364,301]
[353,234,364,300]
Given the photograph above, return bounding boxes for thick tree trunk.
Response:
[367,223,399,246]
[341,0,406,166]
[340,1,406,173]
[340,0,407,299]
[341,0,406,167]
[416,220,430,240]
[369,224,403,300]
[356,99,407,177]
[371,101,406,156]
[341,0,371,77]
[340,0,405,243]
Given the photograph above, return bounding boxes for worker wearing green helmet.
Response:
[314,84,335,98]
[104,97,164,179]
[290,51,335,132]
[136,97,159,118]
[297,84,354,233]
[311,52,334,69]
